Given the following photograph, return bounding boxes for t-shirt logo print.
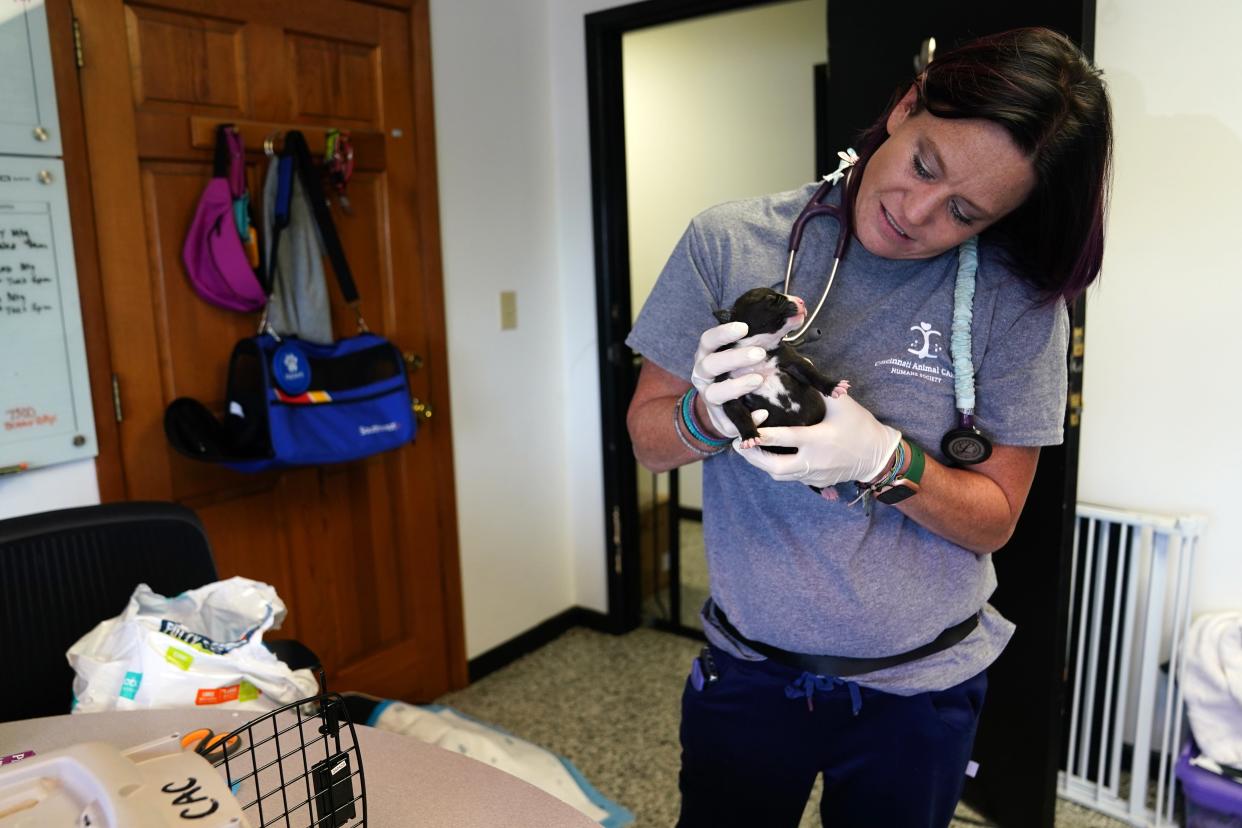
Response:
[907,322,943,360]
[283,353,300,374]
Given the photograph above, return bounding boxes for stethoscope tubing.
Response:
[782,175,851,343]
[779,161,991,464]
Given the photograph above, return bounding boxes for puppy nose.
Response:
[790,295,806,312]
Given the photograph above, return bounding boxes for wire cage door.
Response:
[213,692,367,828]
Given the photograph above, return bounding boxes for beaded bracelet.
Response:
[873,440,906,489]
[673,402,719,458]
[679,388,732,448]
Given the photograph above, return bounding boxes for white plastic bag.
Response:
[67,576,318,714]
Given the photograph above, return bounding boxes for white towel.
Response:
[372,702,633,826]
[1184,611,1242,767]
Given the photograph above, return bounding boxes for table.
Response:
[0,708,598,827]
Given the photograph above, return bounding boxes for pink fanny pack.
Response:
[182,125,266,312]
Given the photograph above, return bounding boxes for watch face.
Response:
[876,481,918,504]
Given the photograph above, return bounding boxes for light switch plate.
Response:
[500,291,517,330]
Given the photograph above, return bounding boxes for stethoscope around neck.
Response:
[782,149,993,466]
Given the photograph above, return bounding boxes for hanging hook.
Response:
[263,130,284,158]
[349,301,370,334]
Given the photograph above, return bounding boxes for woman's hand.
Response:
[734,392,901,488]
[690,321,768,439]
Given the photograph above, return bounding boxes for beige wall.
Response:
[1086,0,1242,613]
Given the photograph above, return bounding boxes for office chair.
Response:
[0,501,318,723]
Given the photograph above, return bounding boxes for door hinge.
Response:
[72,18,84,69]
[611,505,622,574]
[110,373,123,422]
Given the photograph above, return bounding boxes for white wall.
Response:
[1085,0,1242,615]
[547,0,622,623]
[428,0,578,657]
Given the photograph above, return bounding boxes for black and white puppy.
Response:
[712,287,849,453]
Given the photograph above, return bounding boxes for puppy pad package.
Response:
[67,576,317,713]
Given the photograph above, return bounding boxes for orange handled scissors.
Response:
[180,727,244,763]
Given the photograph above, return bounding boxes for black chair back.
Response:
[0,502,218,722]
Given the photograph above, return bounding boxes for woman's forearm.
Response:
[628,392,707,472]
[627,361,726,473]
[891,441,1040,554]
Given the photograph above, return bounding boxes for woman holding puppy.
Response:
[626,27,1111,828]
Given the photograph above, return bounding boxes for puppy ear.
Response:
[712,309,733,323]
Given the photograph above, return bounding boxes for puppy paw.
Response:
[831,380,851,399]
[820,487,840,502]
[738,436,762,450]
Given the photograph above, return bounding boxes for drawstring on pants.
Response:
[784,672,862,715]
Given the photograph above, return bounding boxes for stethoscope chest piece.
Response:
[941,425,993,465]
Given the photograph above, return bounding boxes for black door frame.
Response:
[585,0,793,634]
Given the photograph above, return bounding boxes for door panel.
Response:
[139,163,258,393]
[287,34,380,124]
[195,487,300,637]
[71,0,463,699]
[125,6,248,112]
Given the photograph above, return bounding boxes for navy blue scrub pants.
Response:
[677,644,987,828]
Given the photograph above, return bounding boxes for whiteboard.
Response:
[0,0,63,157]
[0,156,97,472]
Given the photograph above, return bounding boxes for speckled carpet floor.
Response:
[434,625,1131,827]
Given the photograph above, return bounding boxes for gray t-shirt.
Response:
[625,182,1069,695]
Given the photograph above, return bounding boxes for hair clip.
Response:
[822,147,860,185]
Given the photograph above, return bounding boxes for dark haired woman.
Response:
[625,27,1112,828]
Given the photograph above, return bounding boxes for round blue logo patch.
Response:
[272,343,311,395]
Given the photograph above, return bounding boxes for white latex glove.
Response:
[690,321,768,439]
[734,392,902,488]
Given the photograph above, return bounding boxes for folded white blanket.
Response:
[1184,612,1242,767]
[371,701,633,826]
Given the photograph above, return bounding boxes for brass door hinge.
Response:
[1068,392,1083,428]
[111,373,123,422]
[72,18,85,68]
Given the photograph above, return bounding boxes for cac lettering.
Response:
[160,778,221,820]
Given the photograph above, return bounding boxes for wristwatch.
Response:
[874,440,926,504]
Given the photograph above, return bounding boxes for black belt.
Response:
[708,599,980,678]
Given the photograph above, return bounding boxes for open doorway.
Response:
[622,0,827,634]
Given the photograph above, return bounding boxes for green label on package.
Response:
[239,680,260,702]
[165,647,194,670]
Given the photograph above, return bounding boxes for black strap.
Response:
[708,599,979,677]
[212,124,232,178]
[275,130,360,306]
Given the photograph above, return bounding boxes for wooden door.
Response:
[67,0,465,699]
